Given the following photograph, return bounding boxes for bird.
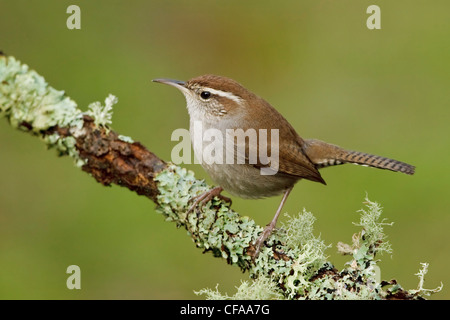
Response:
[153,74,415,255]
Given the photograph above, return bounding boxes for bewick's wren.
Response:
[153,75,415,255]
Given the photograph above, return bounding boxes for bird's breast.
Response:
[188,120,298,198]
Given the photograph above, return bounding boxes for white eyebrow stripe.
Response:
[204,88,245,105]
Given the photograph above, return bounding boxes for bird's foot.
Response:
[187,186,232,213]
[253,221,277,258]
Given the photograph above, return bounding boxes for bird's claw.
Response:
[252,222,277,258]
[187,186,232,214]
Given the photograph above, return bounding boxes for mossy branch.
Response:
[0,54,441,299]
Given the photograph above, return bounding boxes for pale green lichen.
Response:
[353,196,393,255]
[0,55,85,166]
[0,55,117,167]
[268,210,330,298]
[192,195,441,300]
[86,94,117,129]
[409,263,443,297]
[45,133,86,167]
[155,164,261,270]
[0,56,82,132]
[193,209,333,300]
[195,276,284,300]
[118,134,134,143]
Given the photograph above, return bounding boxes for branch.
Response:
[0,54,439,299]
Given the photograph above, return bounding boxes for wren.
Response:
[153,75,415,255]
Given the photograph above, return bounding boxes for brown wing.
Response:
[275,135,326,184]
[230,96,326,185]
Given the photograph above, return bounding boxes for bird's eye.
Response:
[200,91,211,99]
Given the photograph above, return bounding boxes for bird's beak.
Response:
[152,78,186,90]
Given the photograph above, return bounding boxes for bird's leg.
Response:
[187,186,232,213]
[254,187,293,257]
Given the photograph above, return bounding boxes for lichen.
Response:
[195,276,284,300]
[85,94,117,129]
[0,55,119,168]
[353,196,393,255]
[0,55,85,165]
[0,56,82,131]
[409,263,443,297]
[193,196,441,300]
[118,134,134,143]
[155,164,261,270]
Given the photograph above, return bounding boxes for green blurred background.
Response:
[0,0,449,299]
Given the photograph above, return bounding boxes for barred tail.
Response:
[337,150,415,175]
[303,139,415,175]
